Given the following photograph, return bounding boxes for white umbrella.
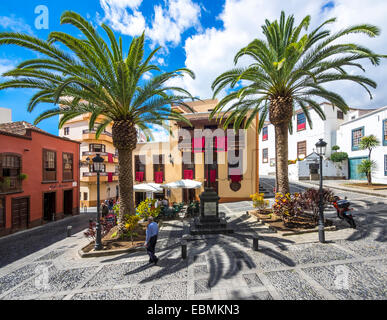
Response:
[161,180,202,189]
[133,183,163,193]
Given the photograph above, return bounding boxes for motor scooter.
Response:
[332,196,356,229]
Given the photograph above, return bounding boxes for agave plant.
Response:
[0,11,196,232]
[210,11,385,194]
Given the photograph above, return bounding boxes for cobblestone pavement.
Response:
[0,182,385,300]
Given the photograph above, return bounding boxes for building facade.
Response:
[259,102,386,183]
[0,122,80,237]
[59,114,146,209]
[337,105,387,183]
[132,99,260,204]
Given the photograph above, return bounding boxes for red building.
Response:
[0,122,80,237]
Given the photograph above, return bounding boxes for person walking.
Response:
[145,216,159,265]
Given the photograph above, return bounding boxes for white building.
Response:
[337,105,387,183]
[259,102,382,181]
[0,108,12,124]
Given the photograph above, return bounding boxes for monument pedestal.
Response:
[189,187,233,235]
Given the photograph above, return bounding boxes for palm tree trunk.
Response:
[275,122,290,195]
[117,148,135,232]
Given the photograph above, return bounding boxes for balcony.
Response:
[82,130,113,142]
[0,176,22,194]
[81,151,118,164]
[81,172,118,183]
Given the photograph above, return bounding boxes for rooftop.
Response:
[0,121,45,136]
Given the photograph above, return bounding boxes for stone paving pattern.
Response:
[0,178,386,300]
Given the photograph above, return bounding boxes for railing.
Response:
[82,129,112,137]
[82,172,118,177]
[0,176,22,194]
[82,151,109,157]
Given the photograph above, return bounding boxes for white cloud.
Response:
[172,0,387,109]
[146,0,201,47]
[148,124,170,142]
[0,15,34,34]
[99,0,146,36]
[99,0,201,47]
[0,59,16,79]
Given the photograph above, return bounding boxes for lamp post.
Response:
[88,154,105,251]
[315,139,327,243]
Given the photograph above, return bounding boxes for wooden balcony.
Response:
[81,152,118,164]
[81,172,118,183]
[0,176,22,194]
[82,130,113,143]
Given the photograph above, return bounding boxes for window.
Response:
[182,151,195,179]
[89,144,106,153]
[0,197,5,229]
[153,155,165,183]
[0,154,22,193]
[64,127,70,135]
[262,127,268,141]
[385,155,387,176]
[337,111,344,120]
[297,113,306,131]
[84,192,88,201]
[89,164,106,173]
[262,148,268,163]
[63,153,73,181]
[383,119,387,146]
[297,141,307,159]
[43,150,56,182]
[352,127,364,151]
[228,149,243,182]
[135,155,146,182]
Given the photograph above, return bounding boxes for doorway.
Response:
[135,192,146,206]
[63,190,73,216]
[44,192,56,221]
[11,197,29,231]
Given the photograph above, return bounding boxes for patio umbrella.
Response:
[133,183,163,193]
[161,180,202,189]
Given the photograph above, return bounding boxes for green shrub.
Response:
[330,152,348,162]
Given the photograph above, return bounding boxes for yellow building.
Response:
[132,99,260,204]
[59,114,146,208]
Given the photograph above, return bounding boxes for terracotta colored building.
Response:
[0,122,80,237]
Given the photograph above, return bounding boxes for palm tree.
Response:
[210,11,385,194]
[357,159,377,185]
[0,11,196,232]
[359,135,380,184]
[359,135,380,159]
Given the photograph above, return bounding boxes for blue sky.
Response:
[0,0,386,138]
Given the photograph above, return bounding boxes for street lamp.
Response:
[88,154,104,251]
[315,139,327,243]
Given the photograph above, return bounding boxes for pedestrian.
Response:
[101,202,109,218]
[145,216,159,265]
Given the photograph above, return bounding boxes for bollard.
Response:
[181,239,187,260]
[253,235,259,251]
[67,226,72,237]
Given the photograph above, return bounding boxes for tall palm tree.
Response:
[0,11,196,231]
[210,11,385,194]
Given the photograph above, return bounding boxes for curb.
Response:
[78,245,146,258]
[292,180,387,198]
[247,210,337,237]
[78,219,165,258]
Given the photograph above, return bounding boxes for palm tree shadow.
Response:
[115,212,296,288]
